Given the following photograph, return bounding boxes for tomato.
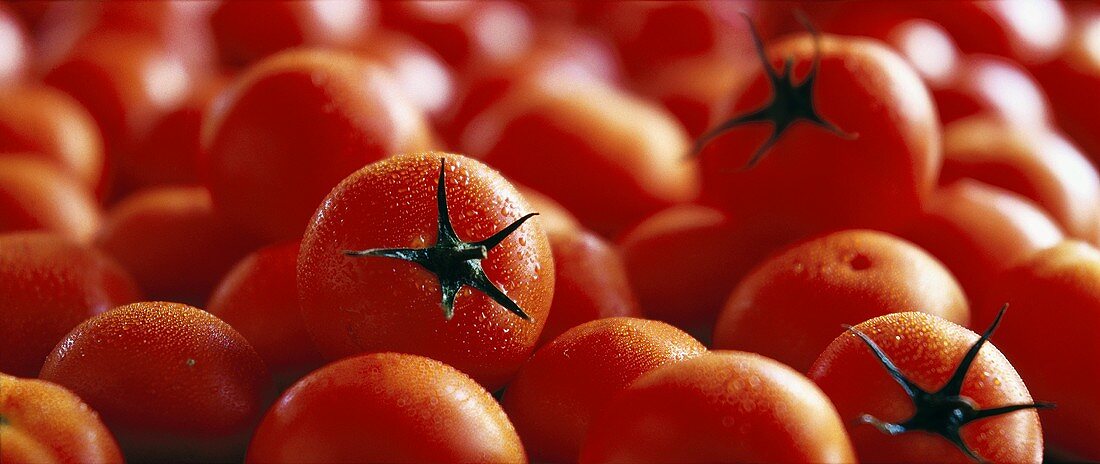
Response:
[901,180,1064,309]
[0,232,141,377]
[0,85,104,190]
[696,28,940,238]
[210,0,375,67]
[618,205,799,338]
[514,183,580,236]
[713,229,969,372]
[931,55,1052,130]
[634,53,752,138]
[461,79,698,237]
[353,31,456,121]
[580,351,856,463]
[95,186,253,306]
[247,352,524,463]
[980,241,1100,460]
[0,157,101,243]
[201,48,436,244]
[0,4,28,86]
[39,301,270,462]
[536,229,640,346]
[1032,10,1100,165]
[941,117,1100,241]
[207,240,324,389]
[809,311,1047,463]
[0,374,123,464]
[503,317,705,462]
[298,152,554,390]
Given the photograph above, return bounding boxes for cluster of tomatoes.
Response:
[2,0,1100,463]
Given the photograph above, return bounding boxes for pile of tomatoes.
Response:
[2,1,1099,463]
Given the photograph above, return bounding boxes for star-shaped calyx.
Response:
[845,304,1054,463]
[343,160,538,321]
[694,13,855,169]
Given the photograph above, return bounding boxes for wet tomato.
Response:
[0,374,123,464]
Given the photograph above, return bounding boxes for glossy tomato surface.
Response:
[0,374,123,464]
[0,157,100,243]
[0,85,105,189]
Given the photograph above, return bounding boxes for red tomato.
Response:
[210,0,375,67]
[809,311,1046,463]
[634,53,753,138]
[247,353,525,463]
[0,374,123,464]
[514,183,580,236]
[0,232,141,378]
[941,117,1100,241]
[713,229,970,372]
[1032,10,1100,165]
[0,4,28,86]
[580,351,856,463]
[0,85,104,190]
[503,317,705,462]
[207,240,324,389]
[697,31,940,237]
[931,55,1052,130]
[462,79,699,237]
[353,31,455,120]
[0,157,101,243]
[901,180,1064,309]
[536,229,640,346]
[95,186,252,306]
[821,14,960,87]
[201,49,436,244]
[980,241,1100,460]
[618,205,799,337]
[39,301,270,462]
[298,152,554,390]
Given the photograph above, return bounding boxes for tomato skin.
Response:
[979,241,1100,460]
[809,312,1043,463]
[634,53,751,138]
[95,186,252,307]
[0,4,28,86]
[0,85,104,189]
[0,157,101,243]
[580,351,856,463]
[0,374,123,464]
[297,152,554,391]
[941,117,1100,241]
[462,79,699,237]
[515,184,580,237]
[1032,11,1100,166]
[210,0,375,67]
[247,352,525,463]
[504,317,705,462]
[931,55,1052,131]
[698,34,940,237]
[713,229,969,372]
[537,229,640,346]
[901,180,1064,309]
[207,240,324,389]
[0,232,141,378]
[352,31,456,120]
[201,49,436,245]
[39,302,271,463]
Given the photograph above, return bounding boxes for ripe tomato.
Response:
[514,183,580,236]
[207,240,324,389]
[503,317,705,462]
[0,4,28,86]
[580,351,856,463]
[39,301,270,462]
[1032,10,1100,166]
[901,180,1064,309]
[0,374,123,463]
[298,152,554,390]
[696,29,940,237]
[713,229,969,372]
[247,352,525,463]
[931,55,1052,131]
[0,85,104,190]
[462,79,698,237]
[353,31,455,121]
[0,232,141,377]
[980,241,1100,460]
[210,0,375,67]
[941,117,1100,241]
[95,186,253,306]
[201,48,436,244]
[809,311,1047,463]
[633,53,752,138]
[0,157,101,243]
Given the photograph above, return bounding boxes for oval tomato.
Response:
[0,156,101,243]
[298,152,554,390]
[0,374,123,464]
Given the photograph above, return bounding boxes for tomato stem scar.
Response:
[343,159,538,322]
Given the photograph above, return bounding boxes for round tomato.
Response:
[580,351,856,463]
[809,311,1047,463]
[0,85,104,190]
[247,352,524,463]
[633,53,751,138]
[298,152,554,390]
[210,0,375,67]
[352,31,456,121]
[504,317,705,462]
[0,374,123,464]
[0,156,101,243]
[1032,10,1100,166]
[713,229,969,372]
[0,232,141,377]
[0,4,28,86]
[201,48,436,244]
[39,301,270,462]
